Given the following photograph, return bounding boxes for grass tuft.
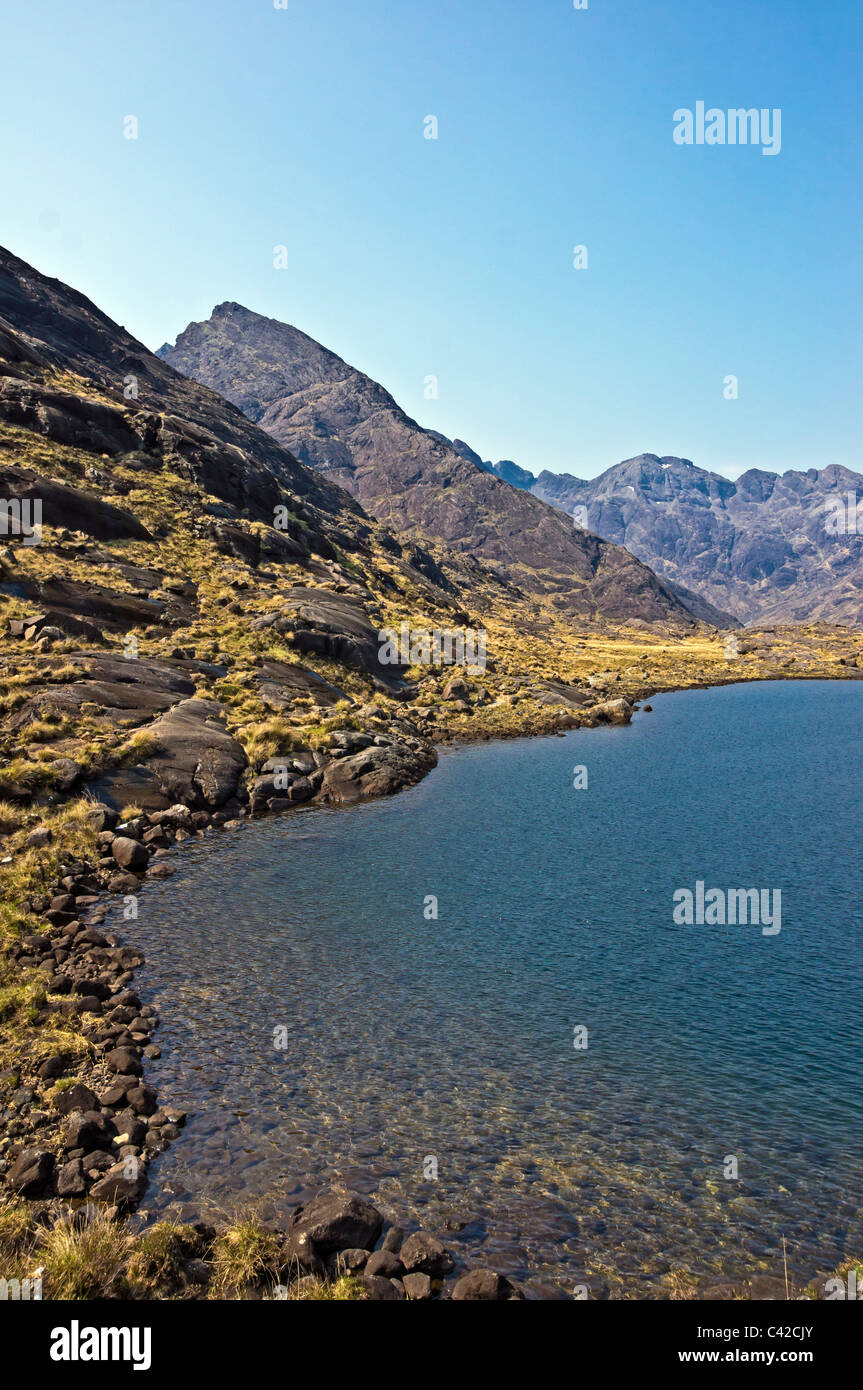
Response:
[209,1216,282,1298]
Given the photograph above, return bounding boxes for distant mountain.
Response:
[159,308,698,628]
[447,451,863,627]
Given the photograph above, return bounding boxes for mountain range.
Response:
[475,452,863,628]
[157,306,696,628]
[160,307,863,628]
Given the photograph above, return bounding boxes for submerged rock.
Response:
[451,1268,523,1301]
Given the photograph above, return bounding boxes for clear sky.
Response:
[1,0,859,480]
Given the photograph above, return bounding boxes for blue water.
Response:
[128,681,863,1297]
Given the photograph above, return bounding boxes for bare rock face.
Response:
[139,699,248,809]
[272,587,415,696]
[255,659,349,711]
[0,463,151,541]
[0,244,358,536]
[499,451,863,627]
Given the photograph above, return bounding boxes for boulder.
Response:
[7,1147,54,1196]
[591,697,633,725]
[111,1109,147,1147]
[288,1190,383,1254]
[36,1053,69,1080]
[65,1111,116,1152]
[85,802,120,833]
[111,837,148,873]
[333,1248,370,1275]
[382,1226,404,1254]
[88,1159,146,1206]
[442,676,470,701]
[280,1231,326,1279]
[107,873,141,894]
[365,1249,404,1279]
[399,1231,454,1278]
[321,742,436,806]
[363,1273,405,1301]
[56,1157,86,1197]
[451,1268,523,1301]
[53,1082,99,1115]
[403,1272,434,1300]
[124,1084,157,1115]
[105,1048,142,1077]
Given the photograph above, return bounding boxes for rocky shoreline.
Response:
[0,698,540,1298]
[1,669,860,1300]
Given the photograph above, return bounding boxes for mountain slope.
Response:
[482,451,863,627]
[158,306,697,629]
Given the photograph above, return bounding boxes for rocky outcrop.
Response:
[127,699,247,810]
[0,464,151,541]
[252,587,415,696]
[256,659,350,711]
[8,654,196,736]
[320,738,437,804]
[0,246,361,541]
[5,577,185,634]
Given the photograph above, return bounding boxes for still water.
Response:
[127,681,863,1297]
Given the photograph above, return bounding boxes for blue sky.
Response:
[1,0,859,480]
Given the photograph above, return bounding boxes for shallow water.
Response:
[124,680,863,1297]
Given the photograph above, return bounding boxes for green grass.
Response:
[209,1216,282,1298]
[37,1213,132,1300]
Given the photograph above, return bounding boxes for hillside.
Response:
[158,306,697,628]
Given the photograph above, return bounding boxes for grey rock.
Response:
[364,1249,404,1279]
[403,1272,434,1300]
[451,1268,523,1301]
[399,1231,454,1277]
[288,1190,383,1254]
[111,836,148,872]
[363,1273,405,1301]
[54,1082,99,1115]
[7,1147,54,1196]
